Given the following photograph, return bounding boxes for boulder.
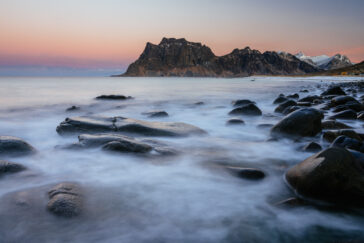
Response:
[270,108,323,138]
[95,95,132,100]
[142,111,169,118]
[302,142,322,152]
[47,183,83,217]
[321,86,346,96]
[331,135,364,153]
[298,95,321,103]
[226,118,245,125]
[102,140,152,153]
[321,120,352,130]
[287,93,299,99]
[56,116,206,137]
[282,106,300,115]
[285,147,364,206]
[0,136,36,156]
[0,160,26,175]
[323,129,362,142]
[329,109,357,120]
[332,101,362,112]
[274,100,297,113]
[232,99,255,107]
[273,96,288,104]
[228,103,262,116]
[331,96,358,107]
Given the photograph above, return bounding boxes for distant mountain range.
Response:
[295,52,353,70]
[114,38,360,77]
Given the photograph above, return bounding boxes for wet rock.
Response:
[331,135,364,153]
[332,101,362,113]
[321,86,346,96]
[257,123,273,129]
[321,120,352,130]
[302,142,322,152]
[329,109,357,120]
[56,116,206,137]
[66,105,80,112]
[47,183,83,217]
[285,147,364,206]
[358,113,364,120]
[282,106,300,115]
[331,95,358,107]
[142,111,169,118]
[95,95,132,100]
[226,118,245,125]
[0,136,36,156]
[228,103,262,116]
[232,99,255,107]
[0,160,26,175]
[271,108,323,138]
[102,140,152,153]
[273,96,288,104]
[274,100,297,113]
[298,95,321,103]
[287,93,299,99]
[226,166,265,180]
[323,129,362,143]
[297,102,311,107]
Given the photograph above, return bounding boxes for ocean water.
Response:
[0,76,364,243]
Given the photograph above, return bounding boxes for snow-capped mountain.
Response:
[295,52,352,70]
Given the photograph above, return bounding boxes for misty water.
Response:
[1,76,364,243]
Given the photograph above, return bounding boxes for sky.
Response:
[0,0,363,76]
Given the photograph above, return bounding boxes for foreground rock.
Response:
[285,147,364,206]
[0,136,36,156]
[56,116,206,137]
[270,108,323,138]
[47,183,83,217]
[229,103,262,116]
[0,160,26,175]
[95,95,132,100]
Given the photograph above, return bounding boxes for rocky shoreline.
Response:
[1,79,364,241]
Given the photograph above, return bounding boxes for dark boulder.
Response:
[302,142,322,152]
[285,147,364,206]
[321,86,346,96]
[0,136,36,156]
[331,96,358,107]
[229,103,262,116]
[298,95,321,103]
[142,111,169,118]
[331,135,364,153]
[102,140,152,153]
[226,118,245,125]
[287,93,299,99]
[271,108,323,138]
[282,106,300,115]
[274,100,297,113]
[232,99,255,107]
[95,95,132,100]
[0,160,26,175]
[297,102,311,107]
[321,120,352,130]
[273,96,288,104]
[47,183,83,217]
[323,129,362,143]
[329,109,357,120]
[332,101,362,113]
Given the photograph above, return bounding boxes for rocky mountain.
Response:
[295,52,352,70]
[318,61,364,76]
[116,38,319,77]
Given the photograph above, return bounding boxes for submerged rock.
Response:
[47,183,83,217]
[0,136,36,156]
[66,105,80,112]
[229,103,262,116]
[142,111,169,118]
[232,99,255,107]
[0,160,26,175]
[285,147,364,206]
[56,116,206,137]
[225,166,265,180]
[321,120,352,130]
[95,95,132,100]
[226,118,245,125]
[271,108,323,138]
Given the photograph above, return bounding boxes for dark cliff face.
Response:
[121,38,319,77]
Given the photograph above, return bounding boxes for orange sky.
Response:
[1,0,363,75]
